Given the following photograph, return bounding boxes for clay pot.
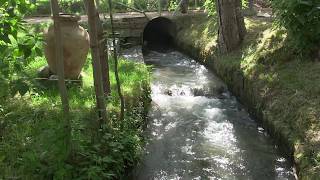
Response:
[44,14,89,79]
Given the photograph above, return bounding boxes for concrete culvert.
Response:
[142,17,176,53]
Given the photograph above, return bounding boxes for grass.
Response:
[176,15,320,179]
[0,53,151,179]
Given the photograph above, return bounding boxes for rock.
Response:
[192,85,227,98]
[192,88,205,96]
[180,91,186,96]
[164,89,173,96]
[37,66,51,78]
[216,86,227,95]
[49,74,58,80]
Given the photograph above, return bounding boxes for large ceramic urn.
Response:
[44,14,89,79]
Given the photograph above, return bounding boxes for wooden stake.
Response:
[158,0,162,16]
[50,0,70,114]
[50,0,72,160]
[83,0,111,95]
[86,0,108,126]
[108,0,125,121]
[96,12,111,95]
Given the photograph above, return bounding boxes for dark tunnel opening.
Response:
[142,17,176,53]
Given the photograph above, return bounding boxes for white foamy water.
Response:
[131,50,295,180]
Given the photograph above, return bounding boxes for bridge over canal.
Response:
[26,11,206,47]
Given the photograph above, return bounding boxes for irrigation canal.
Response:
[127,49,295,180]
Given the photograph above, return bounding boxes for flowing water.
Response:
[130,50,295,180]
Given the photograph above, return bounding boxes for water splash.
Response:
[131,51,295,180]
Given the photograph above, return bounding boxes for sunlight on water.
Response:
[131,51,295,180]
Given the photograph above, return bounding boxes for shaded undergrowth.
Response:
[0,55,151,179]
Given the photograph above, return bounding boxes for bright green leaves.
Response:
[0,0,41,98]
[204,0,216,17]
[272,0,320,55]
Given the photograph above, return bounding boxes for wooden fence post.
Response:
[50,0,70,114]
[83,1,111,95]
[108,0,125,121]
[96,12,111,95]
[85,0,108,126]
[50,0,72,159]
[158,0,162,16]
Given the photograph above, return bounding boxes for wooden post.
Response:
[97,17,111,95]
[50,0,70,114]
[86,0,108,126]
[248,0,254,11]
[50,0,72,159]
[83,0,111,95]
[158,0,162,16]
[108,0,125,121]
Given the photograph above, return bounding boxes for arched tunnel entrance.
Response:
[142,17,177,52]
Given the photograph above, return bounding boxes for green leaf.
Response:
[35,47,42,56]
[10,79,30,96]
[0,0,6,7]
[0,154,5,163]
[18,43,32,58]
[0,34,11,44]
[23,47,32,58]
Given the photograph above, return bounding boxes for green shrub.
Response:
[0,0,42,98]
[60,0,85,14]
[272,0,320,54]
[203,0,215,16]
[203,0,248,17]
[0,52,151,179]
[30,0,85,15]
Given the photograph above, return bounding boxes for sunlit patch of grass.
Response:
[232,20,320,178]
[219,18,320,179]
[176,15,218,64]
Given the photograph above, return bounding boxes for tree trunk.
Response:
[248,0,254,10]
[180,0,189,13]
[216,0,246,53]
